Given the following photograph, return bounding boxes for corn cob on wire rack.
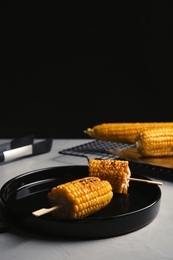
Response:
[58,139,173,181]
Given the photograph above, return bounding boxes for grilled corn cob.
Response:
[136,127,173,157]
[84,122,173,143]
[88,159,131,194]
[47,176,113,219]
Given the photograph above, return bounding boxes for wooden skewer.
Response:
[32,205,59,217]
[128,178,163,185]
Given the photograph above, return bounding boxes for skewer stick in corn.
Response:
[88,159,162,194]
[84,122,173,143]
[32,177,113,218]
[136,127,173,157]
[32,206,59,217]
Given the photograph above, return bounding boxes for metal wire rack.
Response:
[59,139,134,160]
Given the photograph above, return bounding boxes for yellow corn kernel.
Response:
[84,122,173,143]
[47,176,113,219]
[88,159,131,194]
[136,127,173,157]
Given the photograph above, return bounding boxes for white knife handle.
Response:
[3,145,33,162]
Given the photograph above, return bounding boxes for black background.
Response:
[0,1,173,139]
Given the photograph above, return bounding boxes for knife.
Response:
[0,138,53,164]
[0,135,34,153]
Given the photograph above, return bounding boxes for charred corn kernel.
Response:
[47,176,113,219]
[84,122,173,143]
[136,128,173,157]
[88,159,131,194]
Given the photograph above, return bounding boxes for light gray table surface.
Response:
[0,138,173,260]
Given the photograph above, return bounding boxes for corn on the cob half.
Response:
[84,122,173,143]
[47,176,113,219]
[136,127,173,157]
[88,159,131,194]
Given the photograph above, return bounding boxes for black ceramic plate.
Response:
[0,166,161,239]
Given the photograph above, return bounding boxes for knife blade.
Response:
[0,138,53,164]
[0,135,34,153]
[107,147,173,169]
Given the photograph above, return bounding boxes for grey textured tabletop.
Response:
[0,139,172,260]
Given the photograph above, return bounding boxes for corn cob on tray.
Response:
[136,127,173,157]
[0,165,161,239]
[84,122,173,143]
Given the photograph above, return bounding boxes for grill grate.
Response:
[59,140,134,159]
